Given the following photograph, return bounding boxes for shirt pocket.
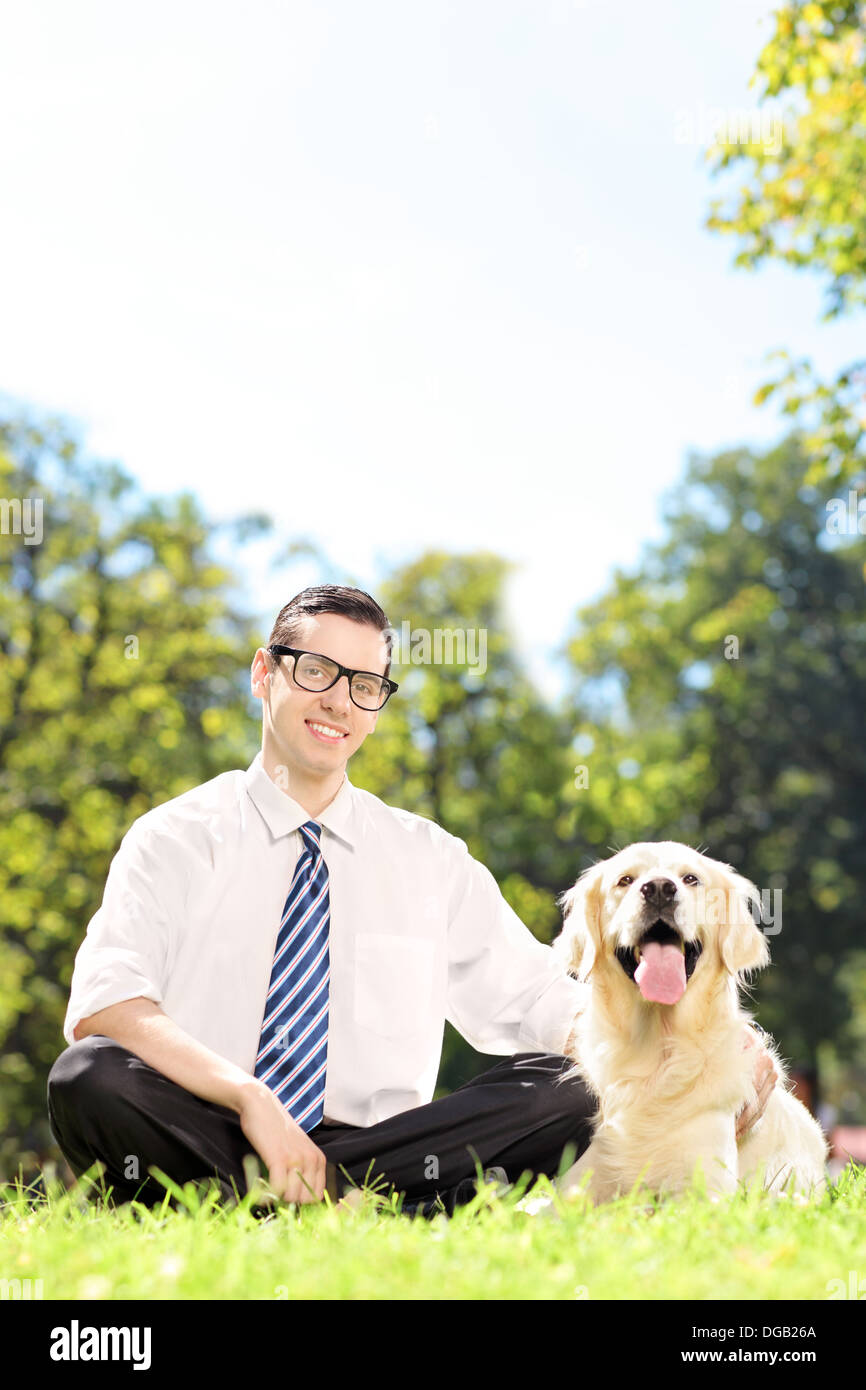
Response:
[354,933,436,1039]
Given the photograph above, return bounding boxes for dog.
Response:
[551,842,828,1204]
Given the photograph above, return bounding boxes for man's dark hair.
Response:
[267,585,393,677]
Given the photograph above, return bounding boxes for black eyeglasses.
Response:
[267,645,399,711]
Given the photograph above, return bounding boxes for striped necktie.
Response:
[254,819,330,1131]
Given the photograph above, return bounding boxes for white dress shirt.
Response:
[63,751,588,1127]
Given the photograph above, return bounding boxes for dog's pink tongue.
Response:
[635,942,687,1004]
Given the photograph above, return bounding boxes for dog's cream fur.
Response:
[552,842,827,1203]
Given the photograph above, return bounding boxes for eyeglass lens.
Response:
[294,652,387,708]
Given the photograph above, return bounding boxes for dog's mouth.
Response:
[615,920,703,1006]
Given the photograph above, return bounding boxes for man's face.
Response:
[252,613,389,780]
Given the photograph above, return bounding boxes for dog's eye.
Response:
[682,874,700,886]
[617,875,634,887]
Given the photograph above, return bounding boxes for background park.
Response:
[1,0,866,1305]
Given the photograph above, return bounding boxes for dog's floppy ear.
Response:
[553,863,606,981]
[717,869,770,977]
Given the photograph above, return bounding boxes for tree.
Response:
[562,430,866,1076]
[0,409,271,1179]
[706,0,866,486]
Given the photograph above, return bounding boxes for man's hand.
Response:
[237,1082,327,1204]
[735,1025,778,1142]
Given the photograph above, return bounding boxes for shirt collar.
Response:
[243,750,356,847]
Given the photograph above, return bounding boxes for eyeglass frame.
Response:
[266,644,399,709]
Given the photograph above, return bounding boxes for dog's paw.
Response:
[514,1192,559,1218]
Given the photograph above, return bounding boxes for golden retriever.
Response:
[551,842,828,1203]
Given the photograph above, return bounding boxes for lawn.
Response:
[2,1160,865,1302]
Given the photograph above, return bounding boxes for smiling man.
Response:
[47,585,777,1216]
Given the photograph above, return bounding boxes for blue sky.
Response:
[1,1,862,696]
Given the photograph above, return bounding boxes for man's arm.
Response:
[63,821,177,1047]
[441,833,588,1056]
[74,997,329,1205]
[74,997,262,1111]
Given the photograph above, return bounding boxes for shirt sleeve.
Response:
[62,819,186,1046]
[441,832,589,1056]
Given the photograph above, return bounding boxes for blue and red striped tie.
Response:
[254,820,329,1131]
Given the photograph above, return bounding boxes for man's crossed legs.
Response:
[47,1035,596,1218]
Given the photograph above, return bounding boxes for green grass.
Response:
[2,1162,865,1301]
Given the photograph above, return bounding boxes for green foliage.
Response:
[748,353,866,488]
[707,1,866,317]
[354,552,573,884]
[0,412,268,1176]
[705,0,866,485]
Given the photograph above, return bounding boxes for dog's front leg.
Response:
[678,1113,740,1199]
[556,1142,607,1205]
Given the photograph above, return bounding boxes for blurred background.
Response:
[1,0,865,1185]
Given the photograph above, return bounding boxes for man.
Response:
[48,585,777,1216]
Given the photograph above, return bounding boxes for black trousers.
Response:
[46,1035,596,1218]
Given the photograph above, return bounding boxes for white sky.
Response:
[1,0,862,696]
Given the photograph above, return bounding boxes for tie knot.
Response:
[299,820,322,853]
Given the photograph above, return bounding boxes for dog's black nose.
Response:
[640,878,678,905]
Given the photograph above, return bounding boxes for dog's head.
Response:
[553,842,769,1006]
